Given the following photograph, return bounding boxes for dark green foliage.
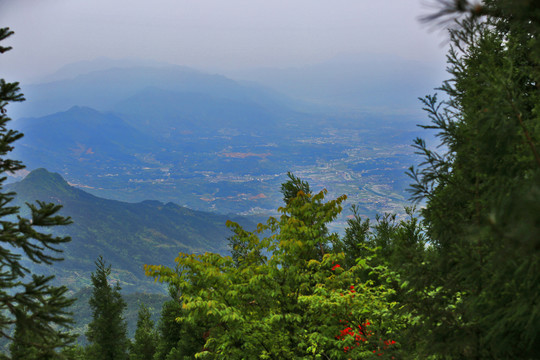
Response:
[60,344,87,360]
[153,289,207,360]
[405,4,540,358]
[153,296,183,360]
[86,256,129,360]
[129,303,157,360]
[68,287,167,344]
[426,1,540,73]
[280,171,311,203]
[0,27,75,358]
[335,205,426,274]
[336,205,371,269]
[9,319,42,360]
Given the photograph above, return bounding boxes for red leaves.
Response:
[333,276,395,356]
[336,320,396,354]
[336,320,396,355]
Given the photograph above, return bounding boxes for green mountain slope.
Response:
[7,168,254,293]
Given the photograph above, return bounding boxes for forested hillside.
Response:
[7,168,255,293]
[0,0,539,359]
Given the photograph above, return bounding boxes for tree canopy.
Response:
[404,1,540,357]
[146,185,408,359]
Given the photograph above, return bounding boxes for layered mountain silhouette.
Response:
[12,65,293,120]
[7,168,254,293]
[8,60,425,218]
[111,87,282,137]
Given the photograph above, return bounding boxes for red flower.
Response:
[331,264,341,271]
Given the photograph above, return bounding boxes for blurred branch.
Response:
[420,0,492,27]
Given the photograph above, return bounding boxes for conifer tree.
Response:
[86,256,129,360]
[280,171,311,203]
[153,291,183,360]
[0,27,75,359]
[406,2,540,357]
[153,284,207,360]
[60,344,86,360]
[129,303,157,360]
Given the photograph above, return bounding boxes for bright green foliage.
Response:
[130,303,157,360]
[0,27,75,358]
[333,206,429,358]
[146,185,406,359]
[406,4,540,358]
[86,256,129,360]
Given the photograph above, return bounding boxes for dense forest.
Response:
[1,0,539,359]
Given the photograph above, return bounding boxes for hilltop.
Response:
[7,168,255,293]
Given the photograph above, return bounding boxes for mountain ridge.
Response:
[11,64,294,119]
[7,168,255,293]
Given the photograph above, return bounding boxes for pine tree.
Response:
[86,256,129,360]
[153,288,183,360]
[407,3,540,357]
[129,303,157,360]
[0,27,75,358]
[280,171,311,204]
[153,284,207,360]
[60,344,87,360]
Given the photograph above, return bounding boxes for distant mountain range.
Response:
[11,64,294,120]
[8,59,426,220]
[111,86,284,137]
[228,53,446,113]
[0,56,435,346]
[10,103,327,212]
[14,106,158,173]
[14,55,444,117]
[7,168,255,293]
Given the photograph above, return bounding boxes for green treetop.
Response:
[0,27,75,359]
[86,256,129,360]
[129,303,157,360]
[406,2,540,357]
[146,177,408,359]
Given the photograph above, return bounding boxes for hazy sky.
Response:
[0,0,448,82]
